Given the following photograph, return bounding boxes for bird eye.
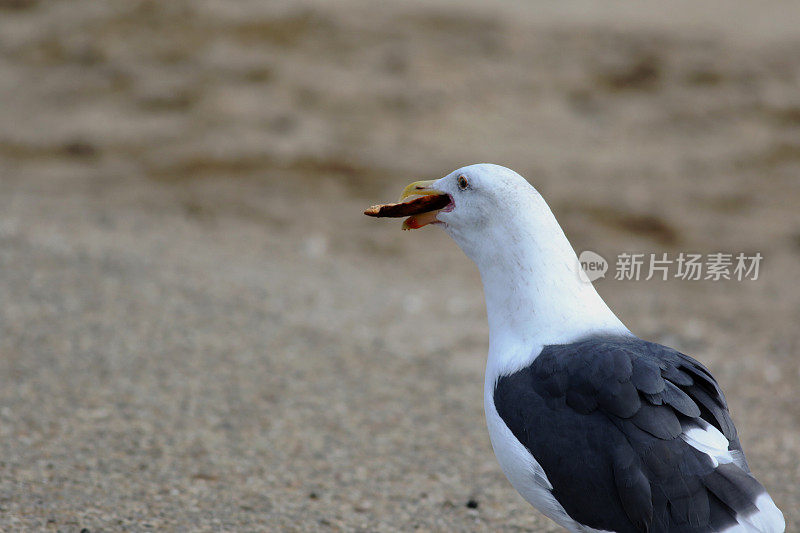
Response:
[457,175,469,190]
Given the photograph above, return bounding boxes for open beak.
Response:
[364,179,452,230]
[398,180,447,230]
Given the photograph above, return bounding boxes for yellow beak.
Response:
[363,179,450,230]
[399,180,445,201]
[397,179,449,230]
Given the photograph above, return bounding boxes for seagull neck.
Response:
[474,227,628,374]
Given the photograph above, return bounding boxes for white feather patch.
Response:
[681,423,785,532]
[732,492,786,532]
[680,419,734,468]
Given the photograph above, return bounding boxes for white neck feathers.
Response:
[451,191,628,377]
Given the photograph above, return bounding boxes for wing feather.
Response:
[493,335,776,533]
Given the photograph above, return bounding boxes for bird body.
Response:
[366,164,785,532]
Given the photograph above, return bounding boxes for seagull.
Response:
[365,164,785,532]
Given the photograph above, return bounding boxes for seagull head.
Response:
[367,163,626,362]
[397,164,557,266]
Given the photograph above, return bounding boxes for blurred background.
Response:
[1,0,798,530]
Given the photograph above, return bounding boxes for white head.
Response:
[391,163,628,373]
[430,164,560,264]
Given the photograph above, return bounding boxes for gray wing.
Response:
[494,335,769,533]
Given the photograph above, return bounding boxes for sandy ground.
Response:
[1,1,799,531]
